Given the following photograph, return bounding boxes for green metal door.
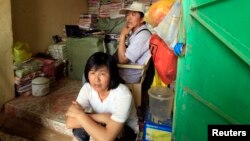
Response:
[173,0,250,140]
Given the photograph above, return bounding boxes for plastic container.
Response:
[32,77,50,96]
[148,86,174,124]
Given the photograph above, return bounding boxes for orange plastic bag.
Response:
[144,0,175,27]
[154,1,182,48]
[149,34,177,84]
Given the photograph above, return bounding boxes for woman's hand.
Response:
[66,101,85,120]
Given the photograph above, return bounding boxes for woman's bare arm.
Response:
[66,101,124,141]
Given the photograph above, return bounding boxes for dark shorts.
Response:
[72,125,137,141]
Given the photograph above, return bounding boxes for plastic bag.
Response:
[151,70,167,87]
[154,1,182,49]
[13,42,32,63]
[144,0,175,27]
[149,34,177,84]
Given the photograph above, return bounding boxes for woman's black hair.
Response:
[84,52,120,90]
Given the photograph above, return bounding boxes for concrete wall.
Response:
[0,0,15,109]
[11,0,88,54]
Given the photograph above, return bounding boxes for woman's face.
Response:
[88,66,110,93]
[126,11,144,31]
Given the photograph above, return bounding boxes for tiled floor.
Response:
[4,77,82,136]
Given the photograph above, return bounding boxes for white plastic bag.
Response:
[154,1,182,49]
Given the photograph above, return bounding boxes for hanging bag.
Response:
[154,1,182,49]
[149,34,177,84]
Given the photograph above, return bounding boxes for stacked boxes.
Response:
[78,13,98,30]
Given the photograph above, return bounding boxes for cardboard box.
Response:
[143,121,172,141]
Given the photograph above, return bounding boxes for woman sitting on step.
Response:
[66,52,139,141]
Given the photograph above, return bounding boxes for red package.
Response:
[37,58,55,77]
[149,34,177,84]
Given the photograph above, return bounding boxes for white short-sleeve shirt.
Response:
[76,83,139,133]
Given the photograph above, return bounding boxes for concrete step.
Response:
[3,78,82,139]
[0,112,73,141]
